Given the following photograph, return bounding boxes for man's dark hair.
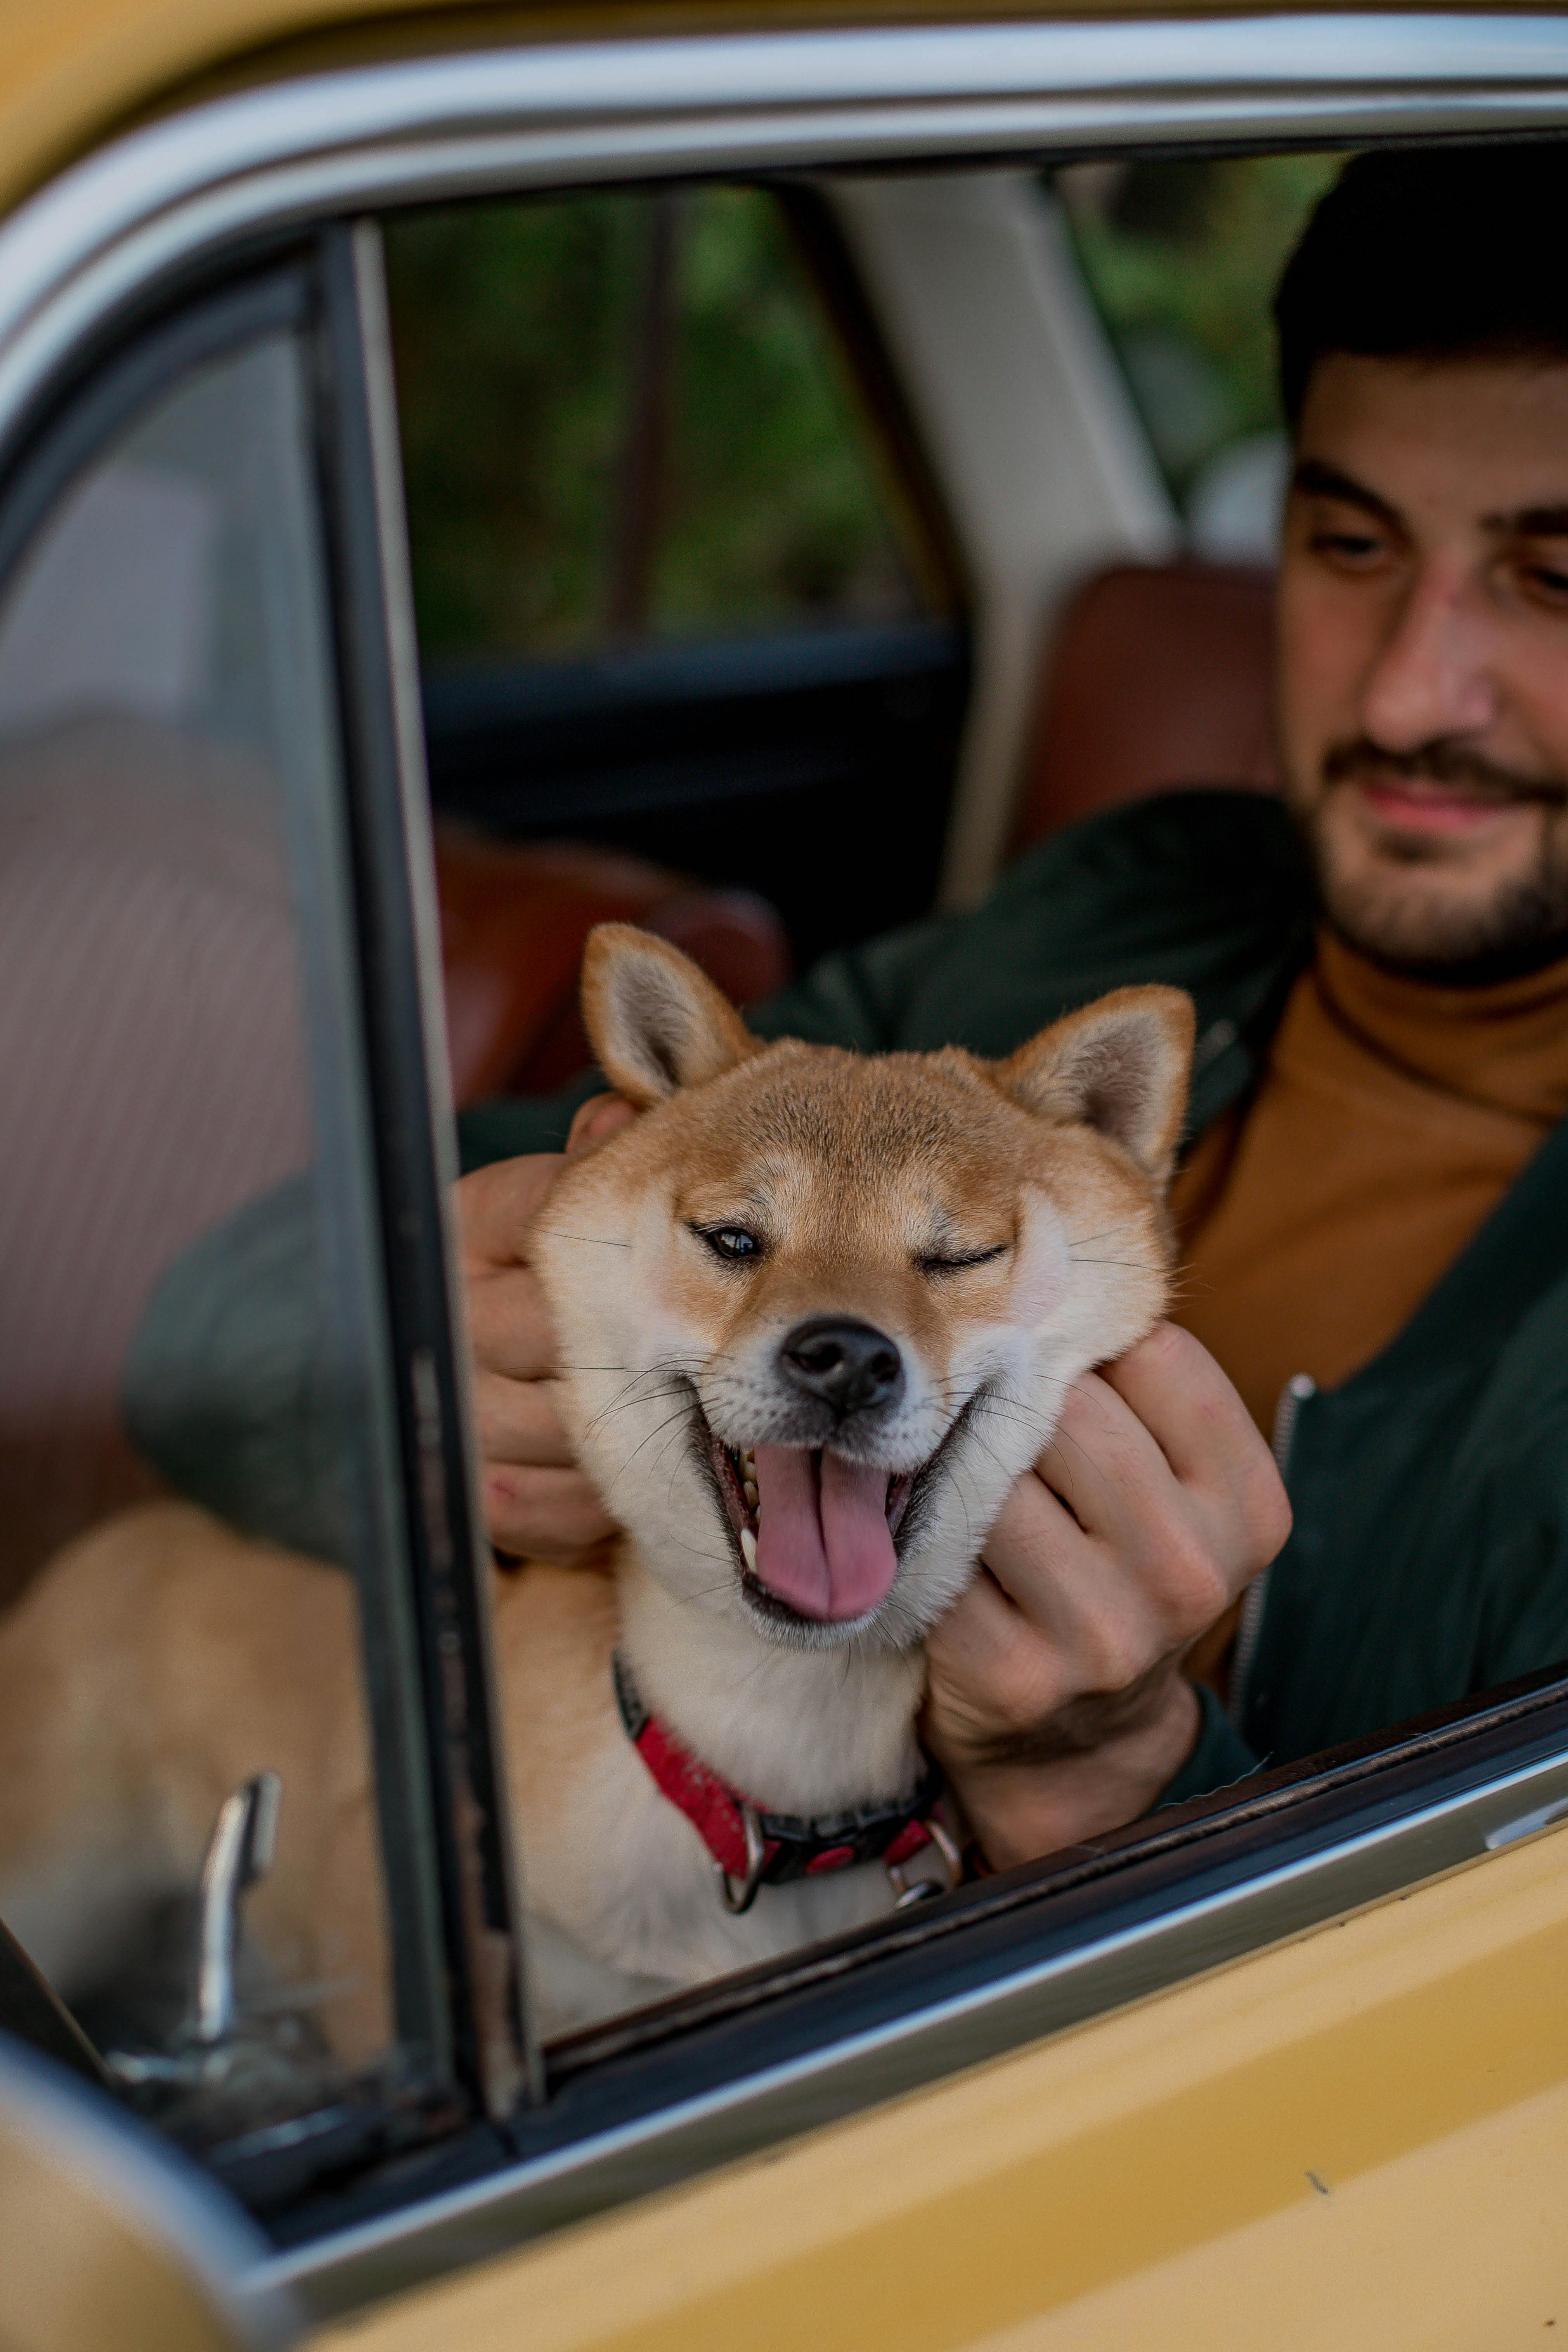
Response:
[1275,143,1568,425]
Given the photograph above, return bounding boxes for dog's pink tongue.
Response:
[752,1445,897,1621]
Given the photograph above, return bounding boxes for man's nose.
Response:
[778,1318,904,1418]
[1358,566,1500,752]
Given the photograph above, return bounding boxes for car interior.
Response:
[403,159,1296,1109]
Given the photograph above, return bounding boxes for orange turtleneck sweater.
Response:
[1169,929,1568,1447]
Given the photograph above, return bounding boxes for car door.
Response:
[3,13,1568,2350]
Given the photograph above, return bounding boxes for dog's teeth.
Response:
[740,1526,758,1572]
[743,1479,759,1507]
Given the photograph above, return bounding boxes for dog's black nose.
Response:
[779,1318,904,1418]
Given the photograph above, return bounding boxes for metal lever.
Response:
[192,1772,281,2045]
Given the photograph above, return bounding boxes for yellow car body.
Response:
[1,5,1567,2348]
[325,1827,1568,2352]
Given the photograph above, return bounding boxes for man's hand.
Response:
[923,1321,1290,1869]
[458,1097,635,1561]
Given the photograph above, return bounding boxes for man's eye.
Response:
[1310,530,1385,565]
[696,1226,762,1263]
[917,1243,1008,1276]
[1520,560,1568,603]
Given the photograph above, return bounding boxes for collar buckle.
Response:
[714,1800,768,1914]
[888,1813,962,1906]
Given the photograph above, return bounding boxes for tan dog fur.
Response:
[0,930,1192,2049]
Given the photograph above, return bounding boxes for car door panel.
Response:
[311,1822,1568,2352]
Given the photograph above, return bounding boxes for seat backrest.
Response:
[436,829,791,1102]
[1012,561,1278,850]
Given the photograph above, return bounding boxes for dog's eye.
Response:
[695,1225,763,1264]
[917,1243,1008,1276]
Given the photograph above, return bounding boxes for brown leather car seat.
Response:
[1012,560,1278,849]
[436,828,791,1103]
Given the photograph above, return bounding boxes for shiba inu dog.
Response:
[502,927,1194,2026]
[0,927,1192,2059]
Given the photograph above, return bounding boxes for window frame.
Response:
[312,218,535,2129]
[0,238,528,2170]
[2,7,1567,2308]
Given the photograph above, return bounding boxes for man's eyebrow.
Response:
[1482,503,1568,537]
[1289,458,1400,528]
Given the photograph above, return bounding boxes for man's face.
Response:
[1278,352,1568,976]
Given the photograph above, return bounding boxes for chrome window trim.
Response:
[265,1727,1568,2319]
[2,16,1568,463]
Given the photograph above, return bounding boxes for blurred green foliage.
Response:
[1059,153,1342,497]
[655,187,914,633]
[385,184,917,666]
[386,193,639,661]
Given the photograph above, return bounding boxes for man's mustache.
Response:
[1322,736,1568,810]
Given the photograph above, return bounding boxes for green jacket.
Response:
[132,789,1568,1805]
[460,789,1568,1802]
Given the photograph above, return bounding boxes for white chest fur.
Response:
[503,1551,933,2035]
[513,1687,917,2033]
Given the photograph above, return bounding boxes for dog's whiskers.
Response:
[582,1367,693,1439]
[533,1228,632,1248]
[605,1404,702,1492]
[1067,1254,1164,1272]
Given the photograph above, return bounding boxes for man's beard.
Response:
[1294,736,1568,985]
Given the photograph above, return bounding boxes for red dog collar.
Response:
[612,1652,951,1914]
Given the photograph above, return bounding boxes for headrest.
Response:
[1013,561,1278,849]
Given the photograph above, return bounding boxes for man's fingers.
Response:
[925,1569,1064,1756]
[464,1265,558,1381]
[925,1325,1286,1827]
[1103,1321,1285,1506]
[977,1463,1195,1688]
[485,1464,618,1560]
[1105,1323,1293,1568]
[454,1137,645,1558]
[470,1371,579,1468]
[925,1564,1024,1678]
[1035,1329,1289,1581]
[927,1559,1079,1731]
[939,1321,1288,1738]
[457,1152,566,1276]
[1029,1369,1173,1546]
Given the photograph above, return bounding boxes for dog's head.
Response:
[531,927,1193,1653]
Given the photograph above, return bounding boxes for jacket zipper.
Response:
[1227,1372,1315,1729]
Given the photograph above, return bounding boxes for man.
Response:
[148,142,1568,1871]
[458,143,1568,1865]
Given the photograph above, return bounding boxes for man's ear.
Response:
[998,986,1195,1184]
[580,924,758,1108]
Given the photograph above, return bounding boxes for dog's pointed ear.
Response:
[998,986,1195,1184]
[581,924,758,1107]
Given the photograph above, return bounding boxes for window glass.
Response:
[385,182,928,664]
[1055,154,1339,560]
[0,324,408,2160]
